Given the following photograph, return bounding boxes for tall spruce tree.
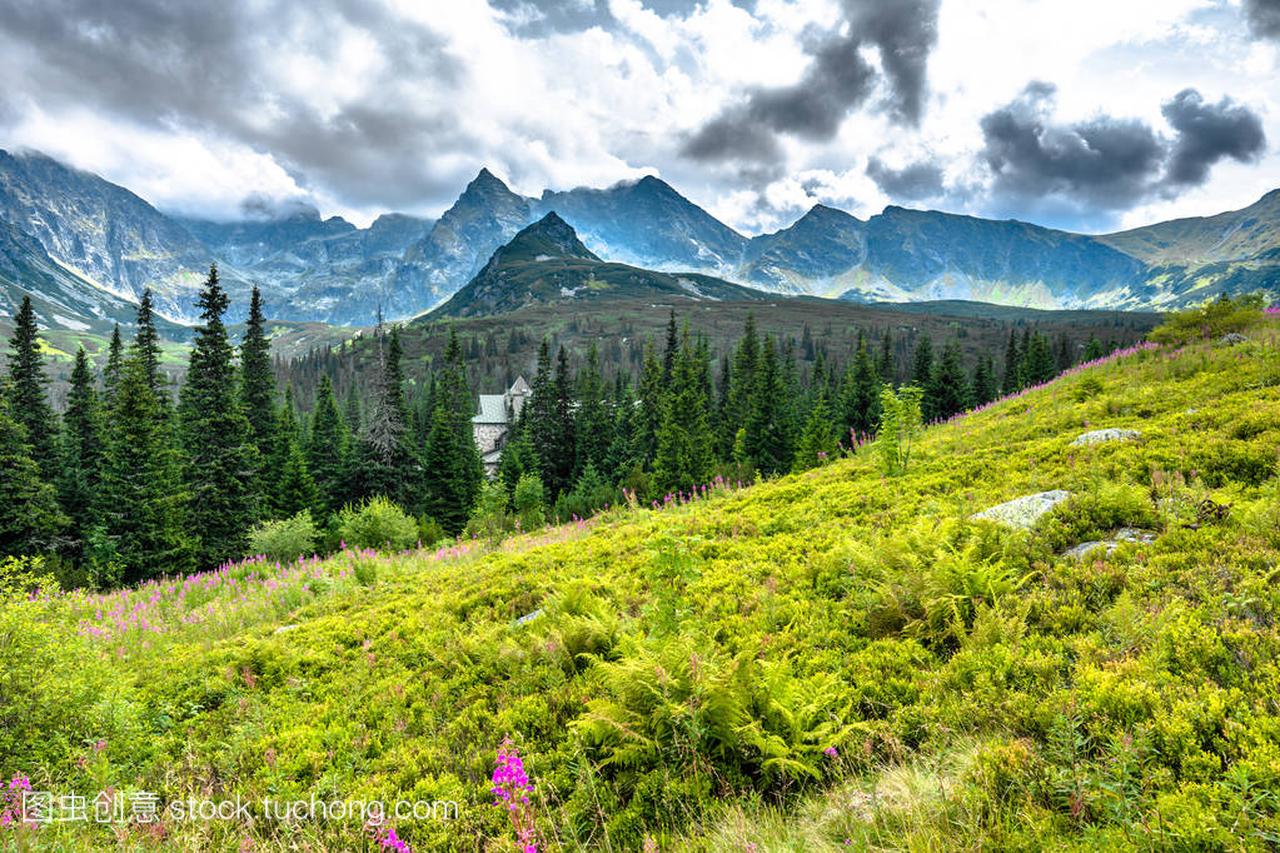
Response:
[574,343,610,476]
[971,353,998,405]
[308,375,351,516]
[134,289,166,402]
[421,329,483,534]
[6,296,58,478]
[545,346,577,497]
[744,336,792,476]
[240,286,276,459]
[356,324,413,503]
[911,335,934,387]
[100,355,190,581]
[877,329,895,384]
[793,384,838,472]
[104,324,124,402]
[1002,329,1021,394]
[179,265,258,567]
[839,332,880,439]
[724,313,760,453]
[928,341,972,421]
[58,347,105,548]
[0,390,66,558]
[652,335,714,493]
[527,338,559,487]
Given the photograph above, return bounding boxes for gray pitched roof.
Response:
[509,376,531,395]
[473,394,508,424]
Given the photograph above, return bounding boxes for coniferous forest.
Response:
[2,264,1140,590]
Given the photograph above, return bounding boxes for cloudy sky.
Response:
[1,0,1277,234]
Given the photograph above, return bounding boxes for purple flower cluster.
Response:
[634,474,740,513]
[1,774,32,829]
[932,341,1162,427]
[1266,303,1280,316]
[492,738,537,853]
[378,826,411,852]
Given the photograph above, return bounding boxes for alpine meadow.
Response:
[2,1,1280,851]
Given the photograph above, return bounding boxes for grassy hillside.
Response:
[3,314,1279,850]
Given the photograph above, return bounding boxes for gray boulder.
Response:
[972,490,1071,529]
[1219,333,1248,346]
[1070,428,1141,447]
[1063,528,1156,560]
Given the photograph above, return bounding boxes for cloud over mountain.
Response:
[681,0,940,165]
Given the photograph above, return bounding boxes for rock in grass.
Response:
[1063,528,1156,559]
[972,490,1071,529]
[1218,333,1248,346]
[1070,428,1141,446]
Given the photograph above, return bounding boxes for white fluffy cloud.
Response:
[0,0,1274,233]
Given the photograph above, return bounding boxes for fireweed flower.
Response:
[492,738,537,852]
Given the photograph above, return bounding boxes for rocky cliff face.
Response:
[0,149,225,322]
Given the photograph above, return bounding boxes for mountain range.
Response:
[1,147,1277,332]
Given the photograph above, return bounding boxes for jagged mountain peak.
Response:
[463,167,521,200]
[495,211,598,263]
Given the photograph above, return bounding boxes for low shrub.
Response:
[335,496,418,550]
[246,511,319,562]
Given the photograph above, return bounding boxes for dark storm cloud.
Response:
[979,82,1167,210]
[865,156,945,200]
[977,82,1267,226]
[1244,0,1280,39]
[0,0,471,210]
[682,0,940,164]
[1162,88,1266,186]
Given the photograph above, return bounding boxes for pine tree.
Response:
[546,346,577,496]
[58,347,105,548]
[179,265,258,567]
[574,343,610,476]
[134,289,166,402]
[355,324,413,503]
[661,310,678,382]
[0,390,66,558]
[99,355,190,581]
[603,379,639,482]
[793,384,837,472]
[1083,335,1105,361]
[652,335,714,494]
[911,335,934,387]
[240,286,276,458]
[6,296,58,478]
[971,353,998,405]
[928,341,972,421]
[839,332,880,439]
[343,384,363,435]
[744,336,792,476]
[104,324,124,402]
[636,339,664,466]
[527,338,559,486]
[421,329,483,535]
[1002,329,1021,394]
[877,329,895,384]
[1022,333,1057,386]
[308,375,351,517]
[724,314,759,453]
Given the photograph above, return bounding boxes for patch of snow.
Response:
[535,254,553,262]
[676,278,718,300]
[52,314,91,331]
[560,286,582,297]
